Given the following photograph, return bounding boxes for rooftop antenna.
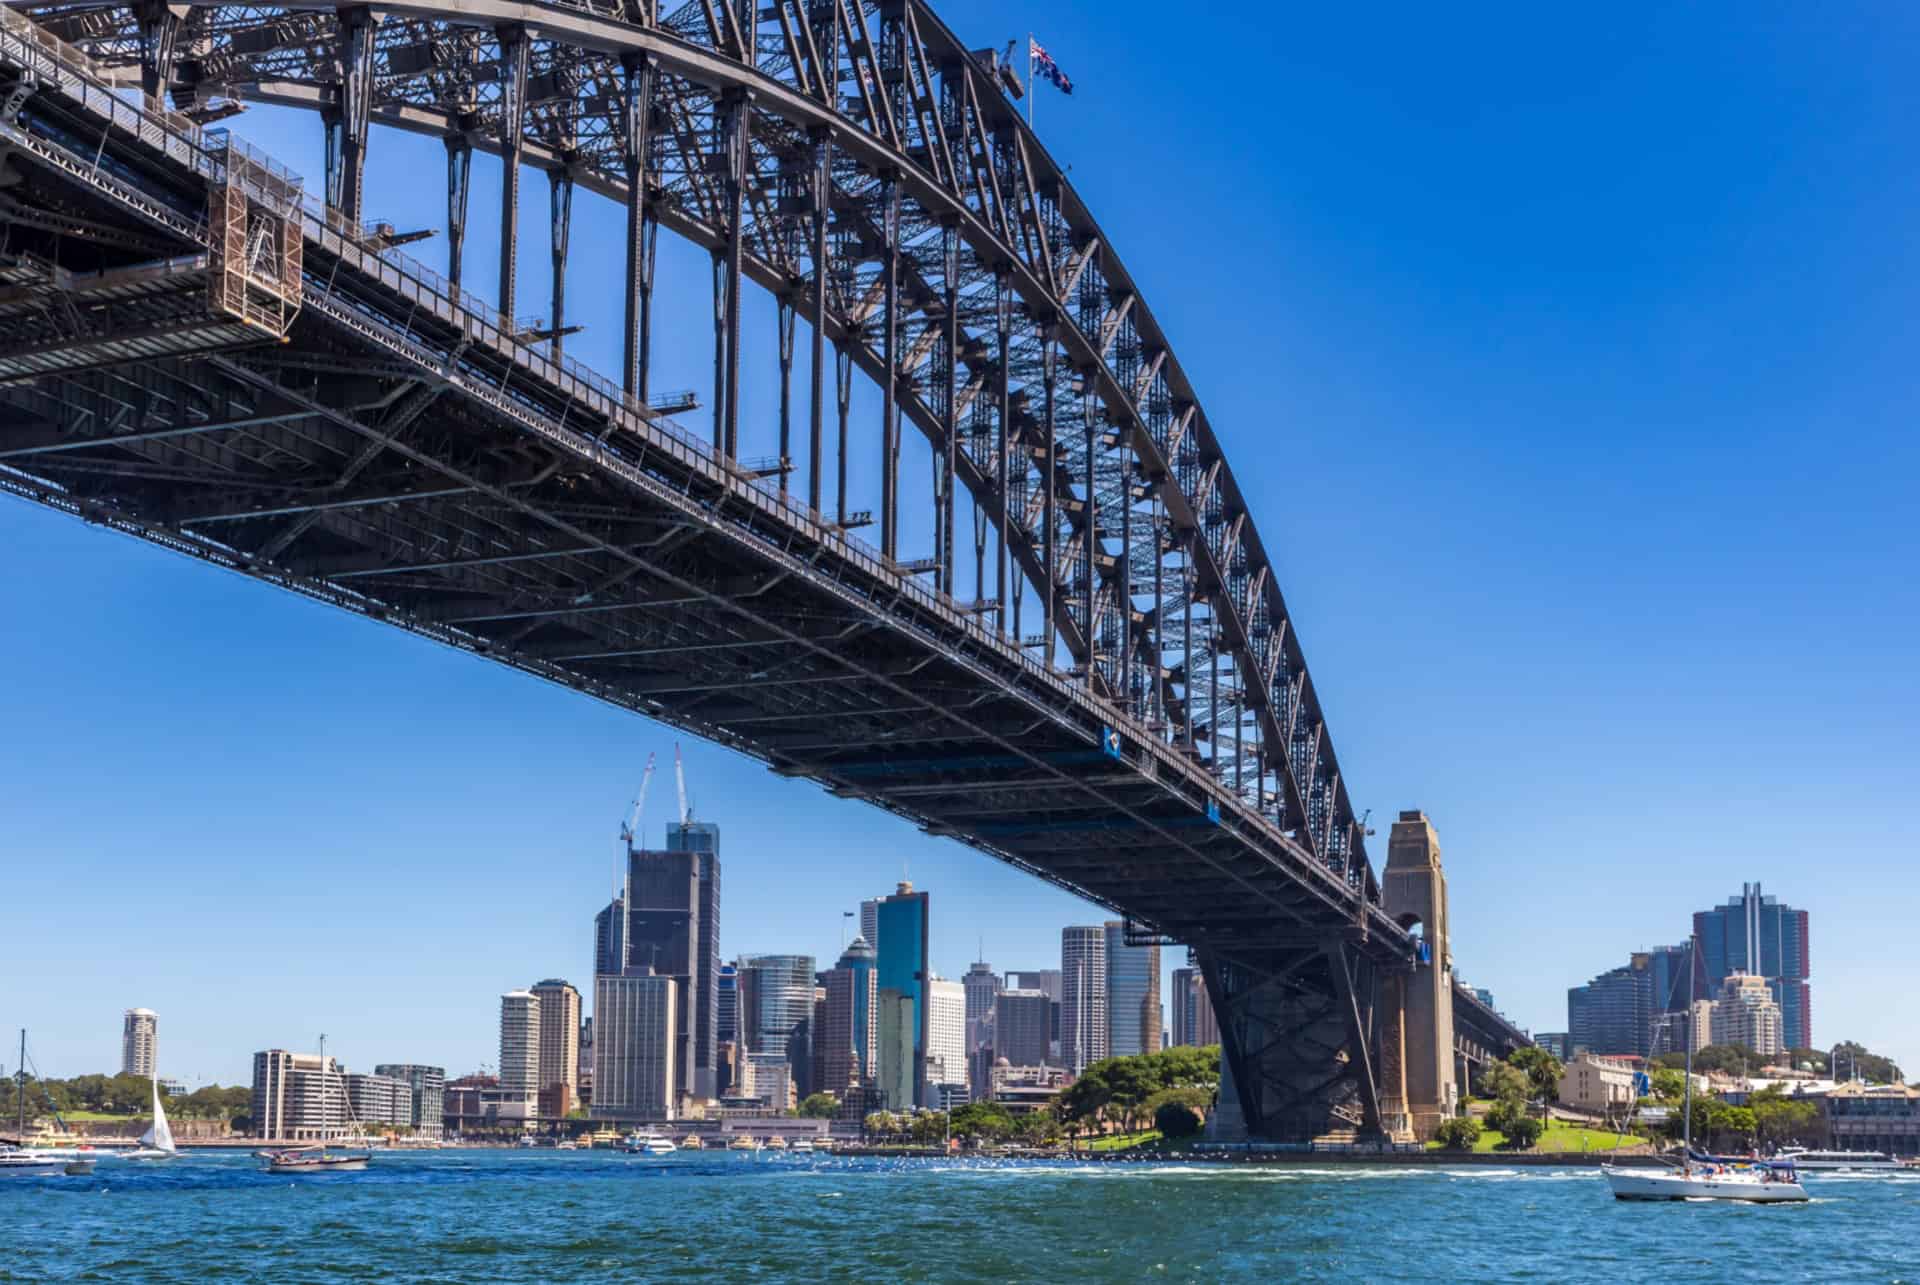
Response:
[674,743,691,826]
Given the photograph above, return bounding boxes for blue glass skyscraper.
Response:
[874,881,929,1107]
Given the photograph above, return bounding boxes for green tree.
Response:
[1500,1115,1543,1149]
[797,1093,839,1119]
[1647,1068,1688,1103]
[1433,1117,1482,1150]
[1476,1062,1528,1104]
[909,1111,949,1145]
[1508,1047,1562,1120]
[949,1102,1014,1143]
[1154,1101,1202,1139]
[1013,1108,1062,1146]
[1484,1096,1528,1137]
[1831,1041,1904,1085]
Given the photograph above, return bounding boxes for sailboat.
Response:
[124,1072,179,1161]
[1601,936,1808,1203]
[258,1036,374,1174]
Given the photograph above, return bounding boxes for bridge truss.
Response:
[0,0,1422,1140]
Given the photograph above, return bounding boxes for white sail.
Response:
[140,1074,177,1153]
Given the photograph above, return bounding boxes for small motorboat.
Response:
[789,1137,815,1155]
[0,1144,84,1176]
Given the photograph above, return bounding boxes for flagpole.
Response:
[1027,32,1034,128]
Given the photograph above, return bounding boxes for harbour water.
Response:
[3,1151,1916,1282]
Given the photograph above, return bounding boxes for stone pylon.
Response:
[1380,809,1457,1140]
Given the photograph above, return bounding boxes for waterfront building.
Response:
[1061,926,1108,1074]
[1712,972,1785,1057]
[121,1008,157,1079]
[373,1064,446,1139]
[1821,1082,1920,1157]
[1103,923,1161,1059]
[530,979,581,1101]
[344,1071,412,1129]
[252,1050,348,1141]
[962,960,1001,1053]
[499,990,541,1120]
[873,881,931,1105]
[1557,1053,1640,1115]
[876,987,915,1111]
[592,972,678,1120]
[1694,883,1812,1051]
[927,975,967,1095]
[992,989,1052,1068]
[989,1062,1070,1114]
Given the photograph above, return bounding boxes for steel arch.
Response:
[19,0,1379,898]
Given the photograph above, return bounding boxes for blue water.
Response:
[3,1151,1916,1282]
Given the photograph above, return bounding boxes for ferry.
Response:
[621,1131,676,1156]
[1775,1147,1902,1172]
[726,1135,761,1152]
[789,1137,815,1155]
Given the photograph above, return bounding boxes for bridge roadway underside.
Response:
[0,26,1417,1140]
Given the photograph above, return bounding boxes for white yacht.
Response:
[788,1137,815,1155]
[0,1144,95,1176]
[1600,936,1808,1204]
[1776,1147,1901,1172]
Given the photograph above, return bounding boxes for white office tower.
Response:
[1061,926,1109,1074]
[926,975,968,1091]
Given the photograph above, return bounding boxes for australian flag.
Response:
[1030,38,1074,95]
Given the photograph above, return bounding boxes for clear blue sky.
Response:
[3,2,1916,1086]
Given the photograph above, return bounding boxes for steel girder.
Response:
[14,0,1378,899]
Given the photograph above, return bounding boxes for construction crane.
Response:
[674,743,691,825]
[620,753,657,851]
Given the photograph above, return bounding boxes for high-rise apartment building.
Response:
[373,1064,446,1139]
[530,979,581,1107]
[874,882,931,1106]
[1566,957,1653,1058]
[499,989,541,1120]
[927,976,967,1091]
[1713,972,1785,1057]
[592,972,678,1120]
[1061,926,1108,1074]
[121,1008,157,1079]
[1694,884,1811,1051]
[1170,967,1220,1047]
[992,989,1052,1068]
[1103,922,1161,1059]
[251,1050,348,1141]
[962,960,1001,1053]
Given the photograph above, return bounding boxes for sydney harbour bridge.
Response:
[0,0,1526,1141]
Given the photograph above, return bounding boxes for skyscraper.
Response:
[1713,973,1785,1056]
[962,960,1002,1053]
[736,954,818,1096]
[1061,926,1108,1074]
[927,976,967,1092]
[1567,956,1653,1057]
[592,972,677,1120]
[1694,884,1811,1051]
[121,1008,157,1079]
[499,990,541,1119]
[530,979,582,1108]
[876,988,915,1111]
[1170,967,1219,1047]
[992,989,1052,1067]
[1007,968,1063,1059]
[818,941,878,1097]
[716,962,739,1045]
[597,837,720,1104]
[859,898,881,953]
[1103,922,1161,1058]
[874,882,931,1106]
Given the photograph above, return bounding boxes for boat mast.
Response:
[16,1029,24,1135]
[1683,935,1695,1166]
